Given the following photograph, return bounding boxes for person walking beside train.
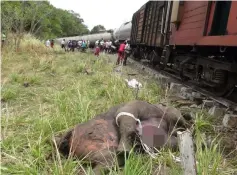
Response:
[46,39,50,47]
[94,44,100,57]
[81,40,87,52]
[87,40,90,48]
[116,41,126,65]
[95,40,99,46]
[124,41,131,66]
[1,33,6,48]
[61,39,66,49]
[108,40,112,53]
[50,40,54,48]
[78,40,82,48]
[105,40,110,53]
[100,39,105,53]
[67,40,72,52]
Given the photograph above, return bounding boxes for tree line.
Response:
[1,1,113,50]
[1,1,90,39]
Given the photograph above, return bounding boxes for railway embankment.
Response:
[2,38,237,174]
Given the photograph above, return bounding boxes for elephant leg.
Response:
[92,165,107,175]
[90,149,120,175]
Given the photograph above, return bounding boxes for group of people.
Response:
[60,39,89,52]
[94,38,131,65]
[45,37,131,65]
[94,38,116,56]
[95,39,113,53]
[116,40,131,66]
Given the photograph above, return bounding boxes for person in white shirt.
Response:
[105,40,109,53]
[95,40,99,46]
[78,40,82,47]
[100,39,104,52]
[100,40,104,46]
[46,40,50,47]
[108,40,112,53]
[87,40,90,48]
[124,41,131,66]
[61,39,65,49]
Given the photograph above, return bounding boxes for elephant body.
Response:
[56,100,190,174]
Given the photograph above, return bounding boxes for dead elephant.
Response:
[55,100,191,174]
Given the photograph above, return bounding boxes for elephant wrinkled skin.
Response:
[55,100,190,175]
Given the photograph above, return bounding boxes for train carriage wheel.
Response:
[149,50,160,68]
[160,46,171,70]
[213,73,236,97]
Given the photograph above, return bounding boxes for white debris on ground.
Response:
[125,78,142,89]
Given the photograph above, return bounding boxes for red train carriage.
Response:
[170,1,237,46]
[130,1,237,97]
[168,1,237,96]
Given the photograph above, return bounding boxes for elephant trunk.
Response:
[116,115,138,153]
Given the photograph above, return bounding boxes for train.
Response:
[113,21,132,42]
[55,0,237,97]
[129,1,237,97]
[55,21,132,48]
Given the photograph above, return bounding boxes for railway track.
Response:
[127,57,237,112]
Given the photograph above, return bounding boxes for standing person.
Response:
[124,41,131,66]
[108,40,112,53]
[1,33,6,48]
[68,40,72,52]
[81,40,87,52]
[46,39,50,47]
[100,38,104,52]
[95,40,99,47]
[61,39,65,49]
[71,40,77,52]
[50,40,54,48]
[116,41,126,65]
[78,40,82,48]
[105,40,109,53]
[94,44,100,57]
[87,40,90,48]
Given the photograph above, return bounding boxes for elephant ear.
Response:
[161,106,189,130]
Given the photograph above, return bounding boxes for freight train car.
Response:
[113,21,132,42]
[130,1,172,63]
[55,32,113,47]
[130,0,237,97]
[55,21,132,48]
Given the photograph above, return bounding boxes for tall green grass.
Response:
[1,35,236,174]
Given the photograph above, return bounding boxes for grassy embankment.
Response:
[1,34,236,174]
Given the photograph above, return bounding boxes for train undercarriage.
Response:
[131,45,237,97]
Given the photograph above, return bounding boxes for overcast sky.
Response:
[49,0,148,30]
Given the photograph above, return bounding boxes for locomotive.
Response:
[129,1,237,97]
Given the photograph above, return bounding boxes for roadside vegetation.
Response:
[1,35,236,175]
